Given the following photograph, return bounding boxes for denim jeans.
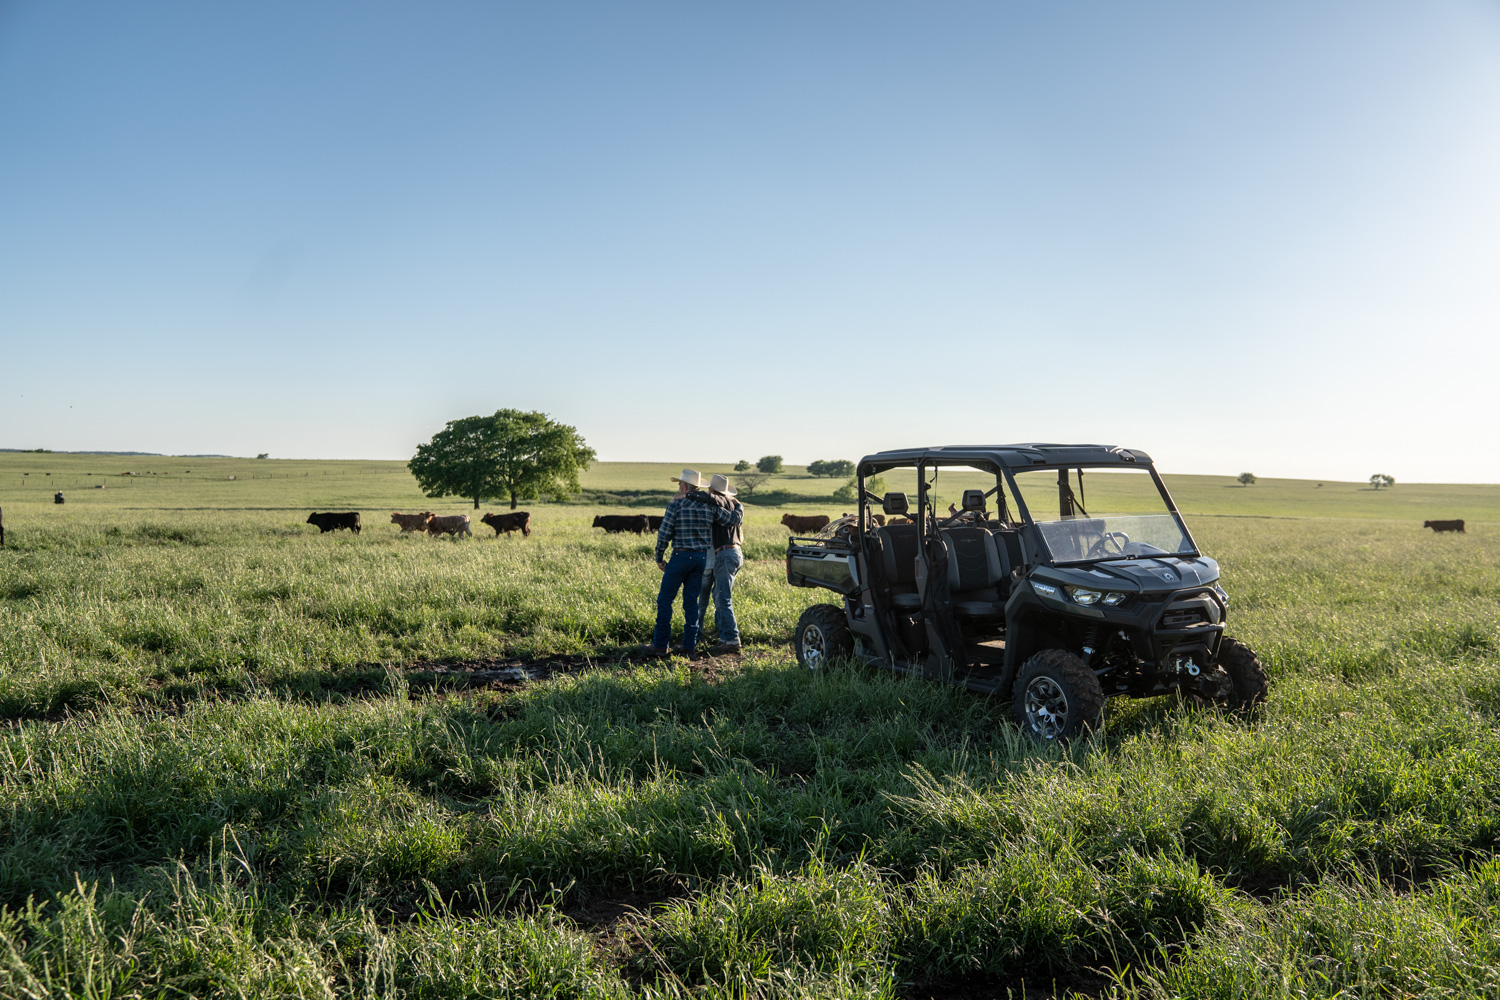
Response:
[653,549,707,650]
[695,545,743,645]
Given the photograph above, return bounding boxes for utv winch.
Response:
[785,444,1268,741]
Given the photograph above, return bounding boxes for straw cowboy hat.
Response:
[708,474,737,497]
[670,469,705,487]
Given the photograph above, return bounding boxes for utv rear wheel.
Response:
[1012,649,1105,742]
[794,604,852,671]
[1212,636,1269,712]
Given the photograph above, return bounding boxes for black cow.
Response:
[1423,519,1466,533]
[647,515,664,532]
[481,511,532,536]
[593,514,650,535]
[307,511,361,534]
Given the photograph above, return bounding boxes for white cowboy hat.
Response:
[670,468,705,486]
[708,474,736,496]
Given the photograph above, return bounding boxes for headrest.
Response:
[882,492,909,516]
[961,489,986,511]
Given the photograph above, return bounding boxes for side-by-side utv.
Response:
[786,444,1268,740]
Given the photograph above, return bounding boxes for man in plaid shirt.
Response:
[640,469,744,656]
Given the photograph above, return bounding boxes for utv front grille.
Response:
[1161,607,1209,628]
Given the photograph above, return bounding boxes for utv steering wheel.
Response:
[1085,531,1130,559]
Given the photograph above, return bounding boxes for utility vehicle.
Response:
[786,444,1268,740]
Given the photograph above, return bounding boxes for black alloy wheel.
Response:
[793,604,852,670]
[1012,648,1105,741]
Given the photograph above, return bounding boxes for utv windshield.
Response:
[1009,466,1196,565]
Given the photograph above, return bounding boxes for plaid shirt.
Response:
[655,491,744,561]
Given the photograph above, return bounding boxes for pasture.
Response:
[1,453,1499,998]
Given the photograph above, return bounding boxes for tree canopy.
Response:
[408,410,595,509]
[809,459,855,478]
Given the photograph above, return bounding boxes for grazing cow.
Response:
[426,514,472,538]
[307,511,361,534]
[481,511,531,537]
[870,513,886,527]
[1423,519,1466,533]
[647,515,664,532]
[781,513,831,534]
[593,514,650,535]
[390,511,433,532]
[887,516,911,525]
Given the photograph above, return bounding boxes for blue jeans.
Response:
[653,549,707,650]
[696,546,743,645]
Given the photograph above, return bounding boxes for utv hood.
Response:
[1046,556,1220,593]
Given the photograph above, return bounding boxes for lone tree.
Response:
[1370,473,1395,490]
[757,455,784,474]
[1237,472,1256,486]
[409,409,595,509]
[734,471,770,496]
[734,459,751,472]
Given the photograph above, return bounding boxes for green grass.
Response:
[2,455,1499,997]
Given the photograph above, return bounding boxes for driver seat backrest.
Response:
[992,528,1022,574]
[941,526,1008,617]
[874,523,922,611]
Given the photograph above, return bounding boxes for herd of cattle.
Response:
[305,510,532,537]
[302,509,868,540]
[305,509,1470,540]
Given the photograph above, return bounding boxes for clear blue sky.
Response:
[3,2,1498,482]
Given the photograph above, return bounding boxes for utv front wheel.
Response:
[794,604,852,671]
[1012,649,1105,741]
[1212,636,1269,712]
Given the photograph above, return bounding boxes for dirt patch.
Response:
[403,643,741,694]
[900,969,1116,1000]
[402,655,601,693]
[564,890,661,929]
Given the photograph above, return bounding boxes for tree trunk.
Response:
[510,490,518,510]
[473,495,480,509]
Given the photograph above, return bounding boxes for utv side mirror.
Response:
[961,489,986,511]
[882,492,909,516]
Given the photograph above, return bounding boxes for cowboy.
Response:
[690,474,744,654]
[639,469,744,657]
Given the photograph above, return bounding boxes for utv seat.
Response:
[941,526,1011,617]
[873,523,922,612]
[992,528,1023,573]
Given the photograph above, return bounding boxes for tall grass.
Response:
[0,473,1498,996]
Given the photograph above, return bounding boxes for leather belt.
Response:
[716,543,741,553]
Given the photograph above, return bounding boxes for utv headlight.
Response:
[1067,587,1127,607]
[1068,587,1103,605]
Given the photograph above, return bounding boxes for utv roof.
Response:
[859,444,1154,472]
